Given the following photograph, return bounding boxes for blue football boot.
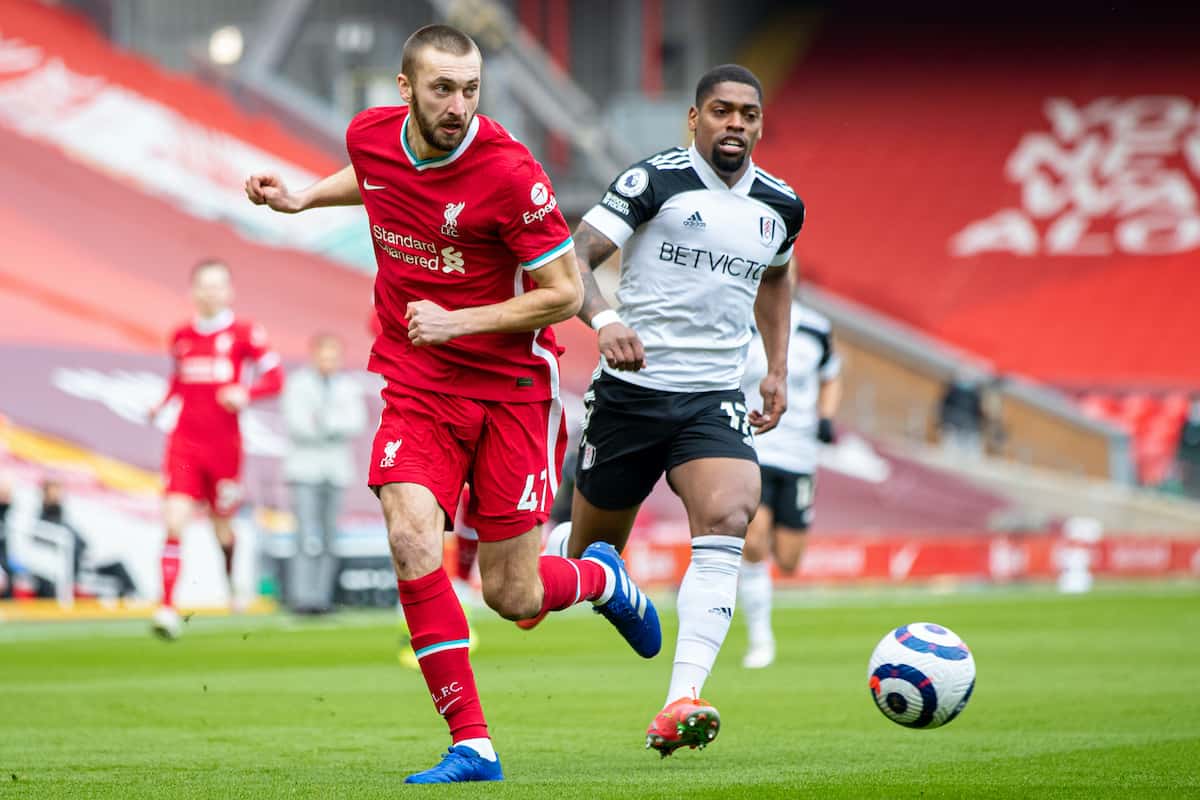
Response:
[404,745,503,784]
[583,541,662,659]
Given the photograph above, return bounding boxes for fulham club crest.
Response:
[759,216,777,246]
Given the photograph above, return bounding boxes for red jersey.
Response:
[347,107,573,403]
[161,311,283,446]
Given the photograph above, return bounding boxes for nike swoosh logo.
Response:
[437,696,462,715]
[363,180,387,191]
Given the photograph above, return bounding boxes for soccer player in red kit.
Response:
[245,25,660,783]
[148,260,283,639]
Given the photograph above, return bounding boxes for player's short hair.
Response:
[190,258,230,282]
[401,24,480,79]
[694,64,763,108]
[309,332,342,351]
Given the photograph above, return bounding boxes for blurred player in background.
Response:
[539,64,805,756]
[245,24,660,784]
[449,484,482,609]
[738,295,842,668]
[0,475,10,597]
[281,333,367,615]
[148,259,283,639]
[546,442,578,529]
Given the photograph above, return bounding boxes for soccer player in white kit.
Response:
[532,64,806,756]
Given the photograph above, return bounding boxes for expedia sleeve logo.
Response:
[522,182,559,225]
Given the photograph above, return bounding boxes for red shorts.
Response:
[369,383,567,541]
[163,435,243,517]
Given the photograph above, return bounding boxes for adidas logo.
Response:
[708,606,733,620]
[683,211,706,229]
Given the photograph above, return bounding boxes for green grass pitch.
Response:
[2,583,1198,798]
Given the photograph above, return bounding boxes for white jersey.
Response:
[582,145,805,392]
[741,301,840,474]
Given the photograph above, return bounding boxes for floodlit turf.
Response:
[2,583,1198,799]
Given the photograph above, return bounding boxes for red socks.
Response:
[160,537,181,607]
[396,555,605,742]
[398,569,487,742]
[536,555,607,616]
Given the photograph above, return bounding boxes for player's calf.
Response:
[480,580,541,621]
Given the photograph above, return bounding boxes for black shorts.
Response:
[759,464,815,531]
[575,372,758,510]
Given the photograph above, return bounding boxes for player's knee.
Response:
[385,522,441,574]
[775,553,802,575]
[481,582,538,621]
[699,501,756,538]
[163,513,188,536]
[163,497,192,532]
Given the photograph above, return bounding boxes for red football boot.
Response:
[645,696,721,757]
[514,609,549,630]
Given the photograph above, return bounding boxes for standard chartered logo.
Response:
[372,224,466,274]
[441,246,465,274]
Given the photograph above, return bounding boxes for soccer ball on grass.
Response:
[867,622,975,729]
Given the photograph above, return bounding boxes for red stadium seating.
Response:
[0,0,334,175]
[0,124,374,362]
[0,1,1033,540]
[754,18,1200,391]
[1077,391,1189,484]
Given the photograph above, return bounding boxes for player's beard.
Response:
[411,95,471,153]
[709,142,747,175]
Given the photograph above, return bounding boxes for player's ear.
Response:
[687,106,698,134]
[396,72,413,104]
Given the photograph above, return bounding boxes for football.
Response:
[867,622,975,729]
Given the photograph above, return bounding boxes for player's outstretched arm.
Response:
[572,220,645,371]
[405,250,583,346]
[750,263,792,433]
[245,165,362,213]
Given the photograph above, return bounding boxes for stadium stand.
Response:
[1078,391,1191,485]
[0,0,371,268]
[1,1,1196,611]
[751,14,1200,488]
[0,123,373,361]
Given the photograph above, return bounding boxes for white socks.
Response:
[666,535,744,705]
[544,522,571,558]
[455,737,496,761]
[738,559,774,648]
